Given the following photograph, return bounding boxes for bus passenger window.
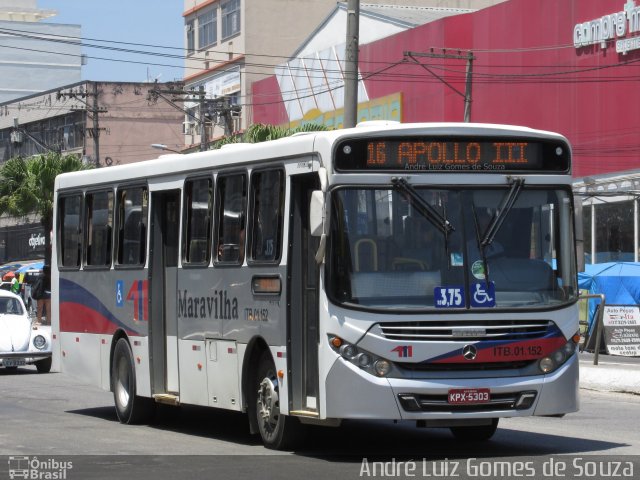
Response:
[85,190,113,267]
[183,178,212,265]
[58,194,83,268]
[215,173,246,264]
[116,186,148,266]
[250,169,284,262]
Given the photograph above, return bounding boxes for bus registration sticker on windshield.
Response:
[448,388,490,405]
[435,286,466,308]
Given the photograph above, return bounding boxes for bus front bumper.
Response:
[324,353,578,421]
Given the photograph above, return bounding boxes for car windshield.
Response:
[327,186,577,310]
[0,297,24,315]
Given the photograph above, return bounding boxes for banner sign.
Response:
[603,305,640,356]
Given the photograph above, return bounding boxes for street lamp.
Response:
[151,143,183,154]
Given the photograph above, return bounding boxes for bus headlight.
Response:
[328,335,394,377]
[538,334,578,374]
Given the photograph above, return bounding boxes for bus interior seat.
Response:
[354,238,378,271]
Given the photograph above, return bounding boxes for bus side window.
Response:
[58,194,83,268]
[116,186,148,266]
[250,169,284,263]
[215,173,247,265]
[182,177,213,265]
[85,190,113,267]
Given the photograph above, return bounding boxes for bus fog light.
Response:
[539,357,555,373]
[357,353,372,367]
[374,359,391,377]
[340,344,358,360]
[553,350,565,364]
[563,341,576,356]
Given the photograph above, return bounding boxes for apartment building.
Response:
[181,0,507,147]
[0,0,82,103]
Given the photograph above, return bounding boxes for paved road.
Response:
[1,366,639,479]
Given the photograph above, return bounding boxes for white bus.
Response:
[52,122,579,449]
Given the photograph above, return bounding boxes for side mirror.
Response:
[309,190,324,237]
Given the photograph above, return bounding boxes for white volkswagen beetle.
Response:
[0,289,51,373]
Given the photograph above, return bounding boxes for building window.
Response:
[583,204,592,263]
[594,200,634,263]
[221,0,240,40]
[198,8,217,49]
[186,19,195,55]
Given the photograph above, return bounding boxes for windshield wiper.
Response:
[392,178,454,235]
[471,201,491,287]
[480,177,524,248]
[392,177,454,267]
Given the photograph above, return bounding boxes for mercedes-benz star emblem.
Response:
[462,344,477,361]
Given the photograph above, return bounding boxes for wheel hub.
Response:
[257,377,279,426]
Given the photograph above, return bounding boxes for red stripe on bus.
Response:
[59,302,137,336]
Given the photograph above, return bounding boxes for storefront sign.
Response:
[573,0,640,54]
[602,305,640,356]
[28,233,45,250]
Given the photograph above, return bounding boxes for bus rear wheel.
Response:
[450,419,499,441]
[112,338,155,424]
[254,351,304,450]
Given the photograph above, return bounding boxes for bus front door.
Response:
[149,190,180,397]
[288,173,320,415]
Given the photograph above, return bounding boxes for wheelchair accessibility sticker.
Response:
[116,280,124,307]
[470,282,496,308]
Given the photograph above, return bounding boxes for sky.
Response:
[38,0,185,83]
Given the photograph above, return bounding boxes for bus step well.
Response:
[152,394,180,406]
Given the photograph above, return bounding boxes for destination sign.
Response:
[335,137,570,173]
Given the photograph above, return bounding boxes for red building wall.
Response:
[252,0,639,178]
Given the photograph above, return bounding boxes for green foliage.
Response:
[0,152,91,224]
[210,123,330,149]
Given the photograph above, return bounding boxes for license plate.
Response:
[448,388,490,404]
[4,359,26,367]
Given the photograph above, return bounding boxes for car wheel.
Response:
[253,350,304,450]
[450,419,499,441]
[35,358,52,373]
[112,338,155,424]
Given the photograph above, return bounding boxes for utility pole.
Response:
[198,86,207,152]
[92,83,101,166]
[57,83,108,165]
[405,50,475,122]
[344,0,360,128]
[150,84,240,150]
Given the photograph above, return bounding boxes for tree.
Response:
[210,122,329,149]
[0,152,92,266]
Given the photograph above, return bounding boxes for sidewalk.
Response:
[579,352,640,395]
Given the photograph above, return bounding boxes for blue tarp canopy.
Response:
[578,262,640,331]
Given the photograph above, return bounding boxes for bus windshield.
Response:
[327,186,577,310]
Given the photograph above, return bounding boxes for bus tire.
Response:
[450,418,499,441]
[254,350,304,450]
[112,338,155,424]
[35,357,52,373]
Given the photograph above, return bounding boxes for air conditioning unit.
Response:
[183,121,195,135]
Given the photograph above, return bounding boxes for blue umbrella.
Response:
[15,261,44,273]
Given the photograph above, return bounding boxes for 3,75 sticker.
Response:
[434,286,466,308]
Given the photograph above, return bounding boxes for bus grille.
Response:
[378,319,554,342]
[398,391,537,413]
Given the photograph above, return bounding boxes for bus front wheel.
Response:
[450,419,499,441]
[254,350,304,450]
[112,338,155,424]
